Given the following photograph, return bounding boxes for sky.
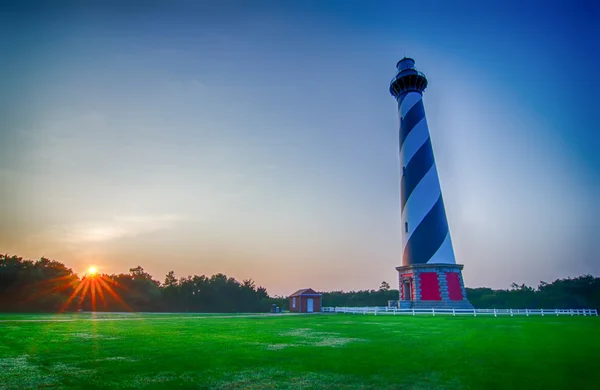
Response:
[1,0,599,296]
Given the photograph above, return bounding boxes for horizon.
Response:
[1,0,599,297]
[3,253,598,297]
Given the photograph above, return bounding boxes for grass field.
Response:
[0,313,598,389]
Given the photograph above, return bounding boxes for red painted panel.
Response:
[419,272,441,301]
[446,272,463,301]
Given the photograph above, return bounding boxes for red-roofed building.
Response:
[288,288,322,313]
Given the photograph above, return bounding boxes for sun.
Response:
[59,264,132,313]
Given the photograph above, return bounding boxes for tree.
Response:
[379,281,391,291]
[164,271,177,288]
[0,254,78,312]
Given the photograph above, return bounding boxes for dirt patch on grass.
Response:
[120,371,196,387]
[0,355,33,370]
[266,344,291,350]
[0,355,58,389]
[52,363,95,377]
[279,328,314,337]
[95,356,138,362]
[280,328,340,338]
[212,369,400,389]
[71,332,98,339]
[268,327,365,349]
[313,338,358,347]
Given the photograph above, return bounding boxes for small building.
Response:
[289,288,322,313]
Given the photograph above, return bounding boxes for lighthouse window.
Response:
[405,222,409,233]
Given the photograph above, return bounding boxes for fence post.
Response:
[510,309,513,317]
[473,309,476,317]
[412,308,415,316]
[541,309,544,317]
[570,309,573,316]
[584,309,587,317]
[556,309,559,316]
[375,308,377,316]
[494,309,497,317]
[526,309,529,317]
[453,308,456,317]
[432,308,435,317]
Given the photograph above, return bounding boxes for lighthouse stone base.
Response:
[396,264,473,310]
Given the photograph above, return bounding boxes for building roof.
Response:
[289,288,322,297]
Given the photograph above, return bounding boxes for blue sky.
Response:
[1,0,598,295]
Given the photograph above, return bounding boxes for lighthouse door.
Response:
[403,281,412,301]
[307,298,314,313]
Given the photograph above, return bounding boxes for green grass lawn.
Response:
[0,313,598,389]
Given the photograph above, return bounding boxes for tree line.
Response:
[0,254,281,313]
[0,254,598,312]
[466,277,600,310]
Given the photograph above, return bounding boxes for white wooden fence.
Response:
[322,306,598,317]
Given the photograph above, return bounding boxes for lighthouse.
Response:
[390,58,473,309]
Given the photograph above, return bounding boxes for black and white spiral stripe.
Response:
[399,92,456,266]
